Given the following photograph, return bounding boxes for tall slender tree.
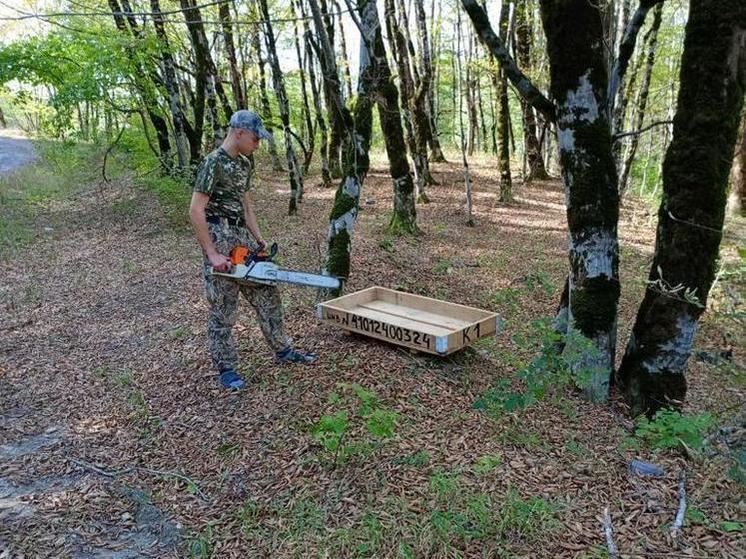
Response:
[219,0,246,110]
[619,3,663,194]
[496,1,512,201]
[515,0,549,181]
[258,0,304,214]
[251,24,284,171]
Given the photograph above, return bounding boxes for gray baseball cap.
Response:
[229,110,272,139]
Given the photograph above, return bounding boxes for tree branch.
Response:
[670,470,687,538]
[613,119,673,141]
[603,507,619,558]
[608,0,666,114]
[460,0,555,122]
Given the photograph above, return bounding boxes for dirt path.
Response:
[0,153,743,558]
[0,131,37,175]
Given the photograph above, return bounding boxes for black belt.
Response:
[206,215,245,227]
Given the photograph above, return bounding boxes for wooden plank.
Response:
[358,300,471,331]
[321,286,379,310]
[376,287,493,322]
[319,304,440,353]
[351,305,454,336]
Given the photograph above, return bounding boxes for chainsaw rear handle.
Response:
[230,242,278,266]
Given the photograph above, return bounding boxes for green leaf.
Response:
[718,521,743,532]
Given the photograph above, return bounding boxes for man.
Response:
[189,109,316,390]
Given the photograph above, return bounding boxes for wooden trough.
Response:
[317,287,501,356]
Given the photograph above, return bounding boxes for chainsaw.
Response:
[210,242,340,290]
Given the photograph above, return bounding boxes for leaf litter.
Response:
[0,152,744,557]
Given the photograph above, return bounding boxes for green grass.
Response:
[0,139,100,257]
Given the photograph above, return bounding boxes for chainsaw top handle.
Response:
[248,241,278,264]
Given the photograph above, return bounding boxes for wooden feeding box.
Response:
[317,286,500,356]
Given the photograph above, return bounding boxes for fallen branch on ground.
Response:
[603,507,619,558]
[69,458,211,502]
[670,469,687,538]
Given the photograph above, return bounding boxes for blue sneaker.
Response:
[276,347,317,364]
[218,369,246,390]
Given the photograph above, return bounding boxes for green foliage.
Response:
[187,524,213,558]
[635,409,715,453]
[393,450,430,467]
[311,410,349,453]
[522,271,555,295]
[311,384,399,466]
[428,476,560,547]
[378,238,395,253]
[0,139,100,256]
[473,453,502,475]
[473,318,596,417]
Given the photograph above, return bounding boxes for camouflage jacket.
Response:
[193,147,252,222]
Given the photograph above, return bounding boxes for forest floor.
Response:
[0,140,744,558]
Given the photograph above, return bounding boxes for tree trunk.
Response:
[309,0,372,294]
[180,0,226,146]
[497,1,512,201]
[619,3,663,195]
[515,0,549,181]
[107,0,172,172]
[150,0,191,170]
[385,0,428,204]
[219,0,246,110]
[332,0,354,100]
[360,0,418,235]
[535,0,621,403]
[618,0,746,417]
[466,45,478,156]
[727,111,745,216]
[412,0,445,163]
[319,0,345,179]
[300,0,332,186]
[258,0,304,215]
[456,6,475,226]
[291,0,315,174]
[252,29,284,171]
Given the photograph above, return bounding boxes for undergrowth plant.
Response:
[635,409,715,454]
[473,318,596,417]
[311,384,399,466]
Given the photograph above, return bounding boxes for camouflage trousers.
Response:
[203,220,290,371]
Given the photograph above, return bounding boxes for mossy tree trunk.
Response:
[309,0,372,294]
[359,0,418,235]
[618,0,746,417]
[496,2,512,201]
[384,0,422,196]
[539,0,621,403]
[259,0,304,215]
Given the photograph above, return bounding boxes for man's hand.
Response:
[255,237,267,251]
[208,252,232,272]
